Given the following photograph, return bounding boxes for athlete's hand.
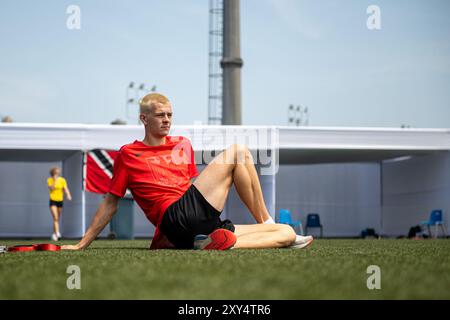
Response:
[67,195,73,201]
[61,244,81,250]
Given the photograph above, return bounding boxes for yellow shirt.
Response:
[47,177,67,202]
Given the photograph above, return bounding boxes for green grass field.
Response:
[1,239,449,299]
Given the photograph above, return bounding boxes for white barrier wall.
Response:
[275,163,382,237]
[0,153,151,239]
[1,154,449,239]
[61,152,84,237]
[382,152,450,236]
[0,160,62,237]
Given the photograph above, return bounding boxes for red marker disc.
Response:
[7,243,61,252]
[37,244,61,251]
[7,245,37,252]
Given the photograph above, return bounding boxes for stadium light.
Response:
[296,105,302,126]
[126,81,157,124]
[287,104,310,127]
[288,104,294,126]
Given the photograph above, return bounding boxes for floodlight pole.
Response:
[221,0,243,125]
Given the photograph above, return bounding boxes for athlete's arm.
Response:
[61,193,120,250]
[64,185,73,201]
[48,176,57,191]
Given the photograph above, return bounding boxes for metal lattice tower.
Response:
[208,0,224,124]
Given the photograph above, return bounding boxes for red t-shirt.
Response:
[108,136,199,248]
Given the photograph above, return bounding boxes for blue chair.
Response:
[305,213,323,238]
[420,209,447,238]
[279,209,304,235]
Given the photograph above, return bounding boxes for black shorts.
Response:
[160,184,235,249]
[49,200,63,208]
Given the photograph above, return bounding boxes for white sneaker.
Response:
[289,235,314,249]
[56,231,62,239]
[51,233,58,241]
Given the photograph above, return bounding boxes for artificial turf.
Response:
[0,239,449,299]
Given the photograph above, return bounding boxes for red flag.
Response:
[85,150,118,194]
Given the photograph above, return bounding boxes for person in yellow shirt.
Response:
[47,167,72,241]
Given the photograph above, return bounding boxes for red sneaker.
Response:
[193,229,237,250]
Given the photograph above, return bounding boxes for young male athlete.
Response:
[62,94,313,250]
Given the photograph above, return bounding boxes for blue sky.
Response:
[0,0,449,128]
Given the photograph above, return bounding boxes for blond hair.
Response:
[139,93,170,114]
[49,167,60,176]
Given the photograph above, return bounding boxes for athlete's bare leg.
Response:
[57,207,63,221]
[193,144,271,222]
[193,144,296,248]
[49,205,60,235]
[232,223,296,249]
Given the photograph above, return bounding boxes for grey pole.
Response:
[221,0,243,125]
